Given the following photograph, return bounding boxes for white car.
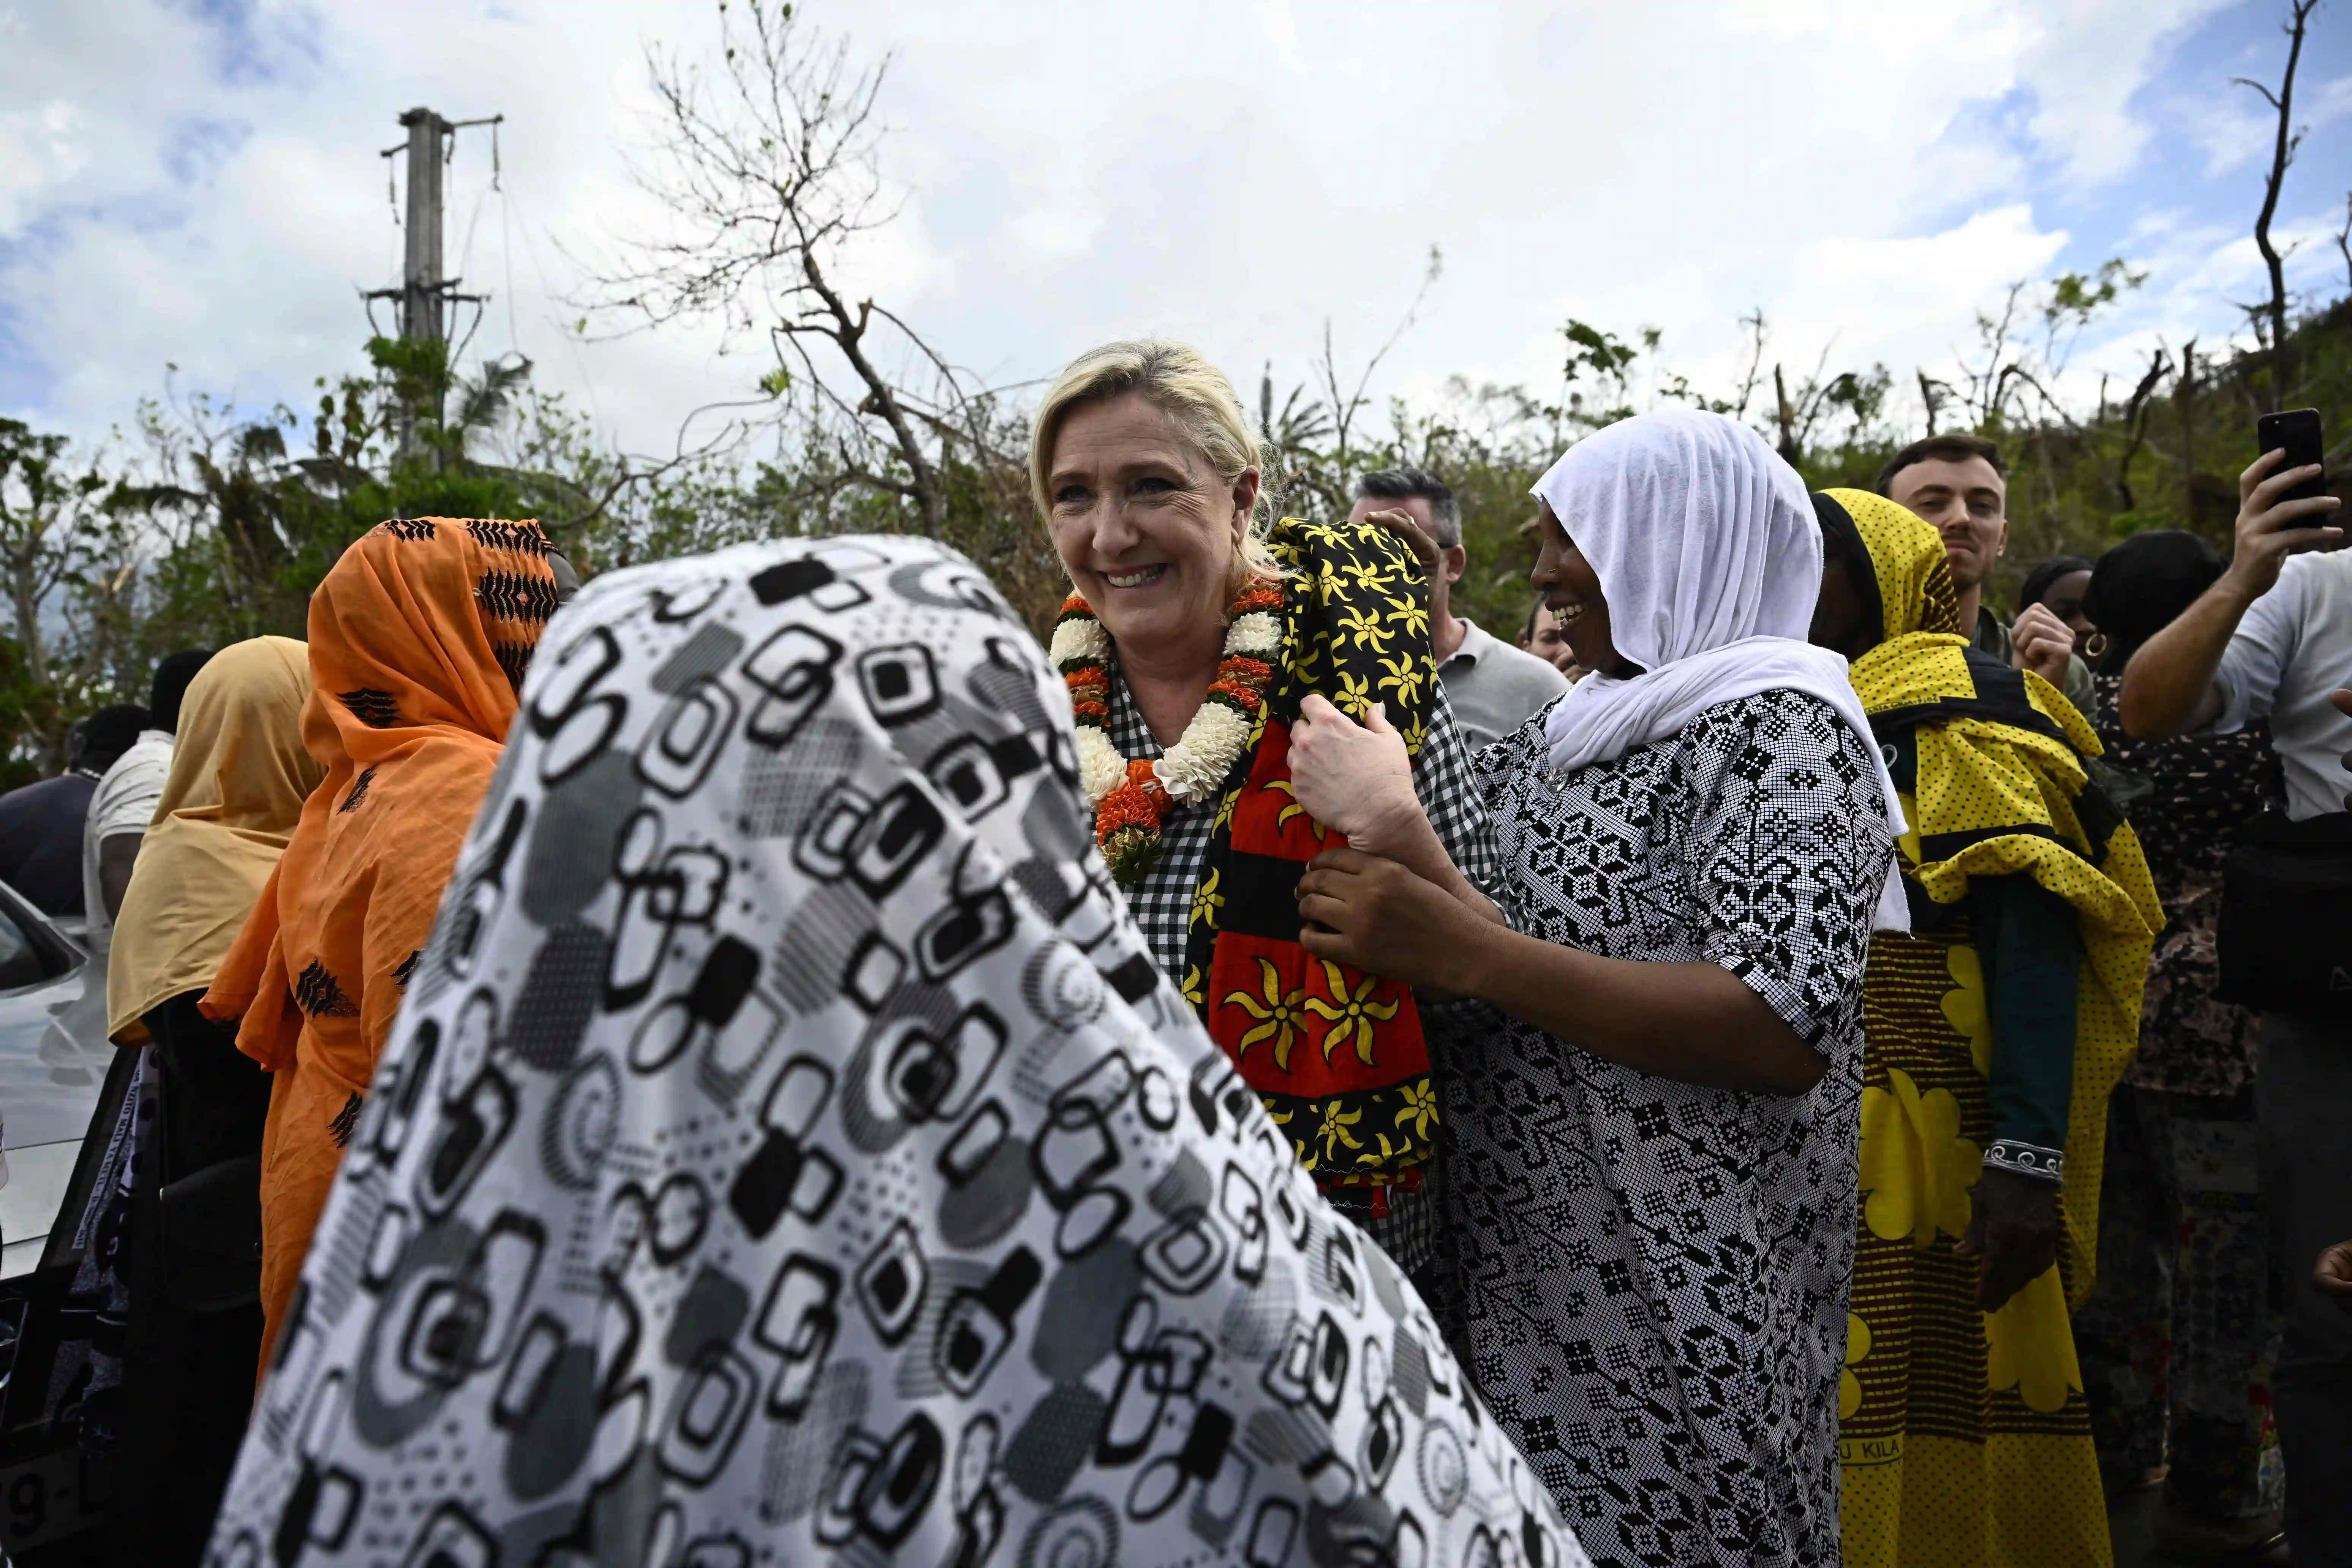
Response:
[0,887,114,1279]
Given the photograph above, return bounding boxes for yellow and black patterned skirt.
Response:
[1840,927,2112,1568]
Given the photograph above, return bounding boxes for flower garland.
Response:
[1051,581,1284,885]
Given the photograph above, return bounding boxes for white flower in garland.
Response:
[1157,702,1254,803]
[1074,724,1126,803]
[1049,615,1110,667]
[1227,610,1282,658]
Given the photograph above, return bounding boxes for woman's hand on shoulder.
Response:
[1289,696,1426,855]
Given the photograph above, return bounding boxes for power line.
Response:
[499,180,606,428]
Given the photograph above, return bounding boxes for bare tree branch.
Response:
[2239,0,2319,399]
[2336,188,2352,296]
[1917,370,1947,435]
[575,0,988,536]
[2115,347,2172,512]
[1313,245,1444,483]
[1730,311,1769,420]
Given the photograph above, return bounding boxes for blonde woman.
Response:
[1034,340,1502,1284]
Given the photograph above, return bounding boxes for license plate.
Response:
[0,1447,109,1552]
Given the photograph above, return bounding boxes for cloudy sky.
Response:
[5,0,2350,468]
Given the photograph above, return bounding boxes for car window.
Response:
[0,905,53,991]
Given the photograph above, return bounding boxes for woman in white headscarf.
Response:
[204,534,1587,1568]
[1288,409,1899,1567]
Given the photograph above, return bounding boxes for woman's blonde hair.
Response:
[1029,340,1282,586]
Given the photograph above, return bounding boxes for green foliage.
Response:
[0,332,767,769]
[2047,259,2147,335]
[1235,272,2352,639]
[7,241,2349,780]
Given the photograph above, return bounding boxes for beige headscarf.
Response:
[107,637,323,1043]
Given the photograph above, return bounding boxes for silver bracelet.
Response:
[1985,1139,2065,1183]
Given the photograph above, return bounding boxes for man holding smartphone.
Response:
[2121,445,2349,1566]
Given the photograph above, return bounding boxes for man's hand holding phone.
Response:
[2221,447,2341,606]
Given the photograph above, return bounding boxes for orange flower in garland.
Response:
[1049,582,1284,886]
[1095,759,1170,884]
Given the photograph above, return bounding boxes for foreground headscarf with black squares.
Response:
[205,535,1586,1568]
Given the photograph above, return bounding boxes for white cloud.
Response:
[1776,205,2072,364]
[0,0,2328,471]
[0,101,86,236]
[2184,70,2352,178]
[2011,0,2238,185]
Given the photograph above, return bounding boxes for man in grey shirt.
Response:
[1350,467,1567,751]
[2121,446,2349,1565]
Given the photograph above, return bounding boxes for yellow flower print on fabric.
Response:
[1334,605,1396,653]
[1227,958,1307,1073]
[1942,944,1994,1076]
[1395,1080,1439,1141]
[1306,961,1402,1065]
[1190,867,1225,930]
[1314,1101,1365,1163]
[1264,778,1329,841]
[1985,1269,2085,1414]
[1858,1067,1982,1246]
[1267,1102,1300,1161]
[1374,654,1427,708]
[1840,1312,1870,1421]
[1382,591,1429,642]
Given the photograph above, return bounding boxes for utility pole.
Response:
[366,106,501,458]
[398,107,449,344]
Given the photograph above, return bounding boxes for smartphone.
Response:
[2257,407,2326,505]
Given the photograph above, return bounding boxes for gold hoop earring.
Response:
[2083,631,2110,660]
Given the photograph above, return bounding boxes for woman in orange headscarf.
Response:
[204,517,559,1370]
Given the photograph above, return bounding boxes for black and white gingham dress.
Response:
[1105,669,1503,1274]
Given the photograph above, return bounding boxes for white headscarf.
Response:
[207,535,1587,1568]
[1532,409,1909,931]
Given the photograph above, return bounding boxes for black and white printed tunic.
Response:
[1447,688,1890,1568]
[203,535,1587,1568]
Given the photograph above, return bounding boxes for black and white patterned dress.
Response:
[1450,688,1890,1568]
[204,536,1588,1568]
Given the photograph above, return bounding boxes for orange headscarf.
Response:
[204,517,556,1368]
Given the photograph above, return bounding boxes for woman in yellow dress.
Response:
[1810,489,2161,1568]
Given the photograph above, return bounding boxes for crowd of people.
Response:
[0,337,2346,1568]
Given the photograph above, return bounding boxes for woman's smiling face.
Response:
[1529,501,1630,677]
[1046,392,1255,661]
